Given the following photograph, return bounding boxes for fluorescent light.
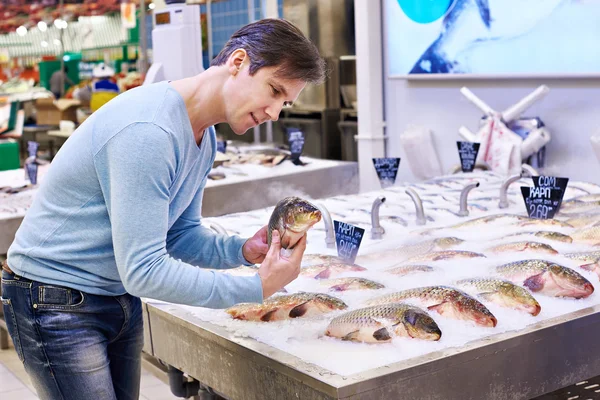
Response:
[16,26,27,36]
[38,21,47,32]
[41,41,48,47]
[149,3,155,9]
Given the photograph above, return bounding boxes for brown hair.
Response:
[211,18,326,84]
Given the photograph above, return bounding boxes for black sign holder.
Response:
[333,220,365,264]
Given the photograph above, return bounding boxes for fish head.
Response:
[548,264,595,299]
[538,232,573,243]
[282,197,322,234]
[402,309,442,341]
[497,283,542,316]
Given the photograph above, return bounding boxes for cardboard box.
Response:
[35,98,80,126]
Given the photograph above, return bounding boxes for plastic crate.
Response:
[0,139,20,171]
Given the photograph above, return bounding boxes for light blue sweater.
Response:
[8,81,263,308]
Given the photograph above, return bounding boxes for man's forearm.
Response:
[167,224,251,269]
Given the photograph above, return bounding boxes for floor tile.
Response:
[0,387,38,400]
[1,345,181,400]
[140,382,180,400]
[140,372,166,389]
[0,369,27,393]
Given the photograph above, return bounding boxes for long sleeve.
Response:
[166,186,253,269]
[93,122,263,307]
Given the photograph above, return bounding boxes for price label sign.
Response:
[372,158,400,188]
[333,221,365,264]
[287,128,305,163]
[457,141,481,173]
[520,176,569,219]
[25,141,39,185]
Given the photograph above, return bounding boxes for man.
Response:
[1,18,325,400]
[49,65,74,99]
[90,63,120,112]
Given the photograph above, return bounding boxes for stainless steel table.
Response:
[143,301,600,400]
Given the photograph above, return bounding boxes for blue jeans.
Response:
[1,270,144,400]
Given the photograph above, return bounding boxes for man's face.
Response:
[224,64,306,135]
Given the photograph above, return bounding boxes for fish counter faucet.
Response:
[499,174,522,209]
[521,164,539,178]
[458,182,479,217]
[370,196,386,240]
[315,202,336,248]
[405,188,426,225]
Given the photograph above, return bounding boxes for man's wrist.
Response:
[238,237,253,266]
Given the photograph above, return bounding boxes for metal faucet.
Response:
[370,196,386,239]
[458,182,480,217]
[498,174,522,209]
[521,164,539,177]
[206,221,228,235]
[405,188,426,225]
[315,202,336,248]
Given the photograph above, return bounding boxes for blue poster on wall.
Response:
[385,0,600,78]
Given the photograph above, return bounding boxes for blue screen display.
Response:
[385,0,600,77]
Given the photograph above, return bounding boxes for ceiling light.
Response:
[38,21,47,32]
[16,26,27,36]
[41,41,48,47]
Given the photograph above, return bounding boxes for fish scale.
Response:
[366,286,497,327]
[455,278,541,316]
[495,260,594,299]
[322,277,385,291]
[405,250,486,263]
[226,292,347,322]
[325,303,441,343]
[486,241,558,255]
[505,231,573,243]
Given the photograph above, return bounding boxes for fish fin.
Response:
[289,301,310,318]
[427,301,449,312]
[314,268,332,279]
[478,292,497,301]
[523,273,545,292]
[373,328,392,341]
[342,330,360,341]
[260,308,279,322]
[329,283,349,292]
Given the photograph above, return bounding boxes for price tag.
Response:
[333,220,365,264]
[520,176,568,219]
[532,176,569,210]
[25,141,39,185]
[287,128,305,164]
[457,141,481,173]
[372,158,400,188]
